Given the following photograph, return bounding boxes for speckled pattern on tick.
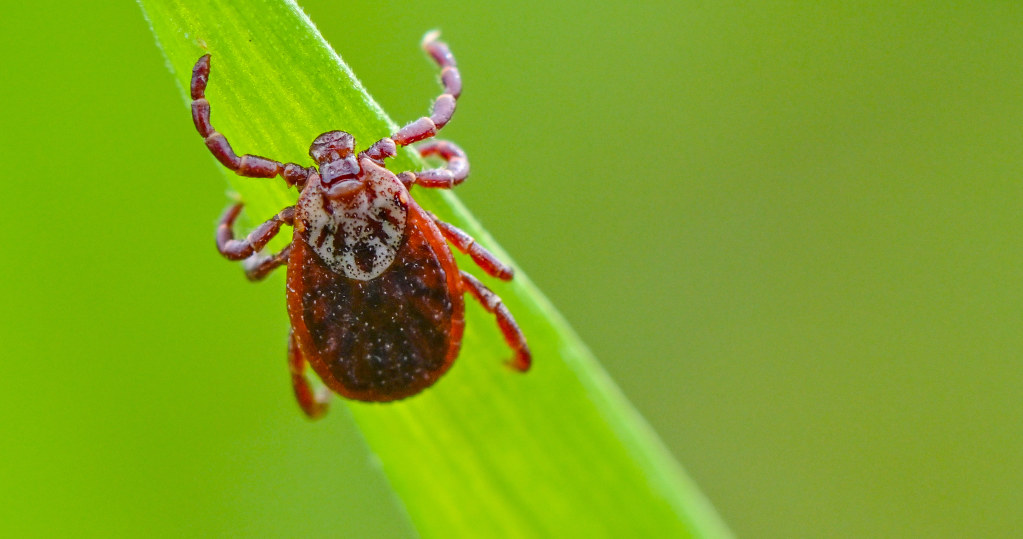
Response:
[190,32,530,416]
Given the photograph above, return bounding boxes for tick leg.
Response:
[216,203,295,261]
[191,55,314,188]
[358,137,397,165]
[461,271,531,371]
[243,244,292,281]
[410,140,469,189]
[431,215,513,281]
[390,32,462,147]
[289,329,330,419]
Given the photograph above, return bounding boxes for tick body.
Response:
[191,33,530,415]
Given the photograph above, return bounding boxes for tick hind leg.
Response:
[289,329,330,419]
[461,271,531,372]
[191,55,313,188]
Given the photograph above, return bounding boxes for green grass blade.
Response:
[138,0,731,536]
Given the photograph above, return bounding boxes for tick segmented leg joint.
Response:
[191,56,314,188]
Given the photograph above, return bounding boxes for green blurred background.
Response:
[2,1,1022,537]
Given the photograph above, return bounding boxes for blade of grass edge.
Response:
[138,0,731,536]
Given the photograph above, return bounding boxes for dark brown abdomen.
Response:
[287,206,465,402]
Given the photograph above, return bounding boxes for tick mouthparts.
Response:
[320,156,361,184]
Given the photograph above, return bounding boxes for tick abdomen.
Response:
[288,208,465,401]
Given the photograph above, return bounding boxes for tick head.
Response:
[311,130,362,188]
[310,130,355,163]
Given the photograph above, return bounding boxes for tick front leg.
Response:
[191,55,314,188]
[289,329,330,419]
[216,203,295,261]
[431,215,513,280]
[461,271,531,371]
[391,32,462,147]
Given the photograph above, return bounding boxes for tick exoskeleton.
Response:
[190,32,530,417]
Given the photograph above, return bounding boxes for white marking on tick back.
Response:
[299,161,409,280]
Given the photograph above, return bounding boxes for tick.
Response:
[189,33,530,417]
